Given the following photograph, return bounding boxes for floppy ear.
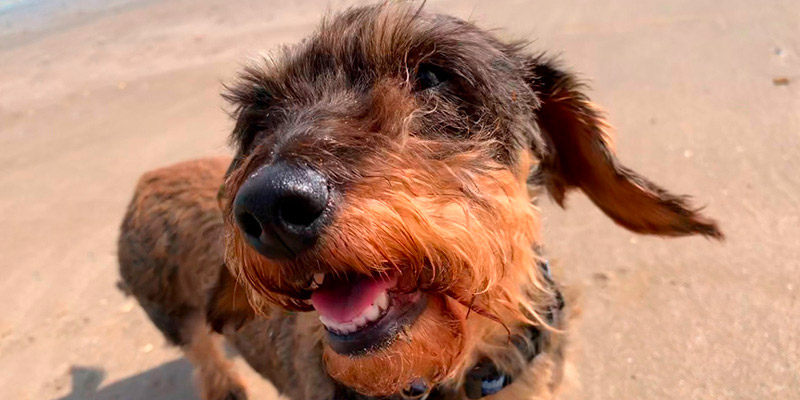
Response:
[526,56,722,239]
[206,265,255,334]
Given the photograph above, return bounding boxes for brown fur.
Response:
[118,157,248,400]
[119,3,721,400]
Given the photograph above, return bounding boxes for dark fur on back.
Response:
[119,157,229,345]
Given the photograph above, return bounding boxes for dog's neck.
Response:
[460,259,563,399]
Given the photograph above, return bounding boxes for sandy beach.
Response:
[0,1,798,399]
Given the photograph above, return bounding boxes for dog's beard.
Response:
[323,296,464,395]
[224,144,552,395]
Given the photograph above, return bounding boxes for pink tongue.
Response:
[311,275,395,323]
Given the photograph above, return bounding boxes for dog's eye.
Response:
[414,64,448,91]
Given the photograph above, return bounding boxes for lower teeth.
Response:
[319,295,390,334]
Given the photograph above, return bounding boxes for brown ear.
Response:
[206,265,255,333]
[527,57,722,239]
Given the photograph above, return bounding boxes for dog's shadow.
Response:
[54,359,199,400]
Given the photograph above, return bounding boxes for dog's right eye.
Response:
[414,64,448,92]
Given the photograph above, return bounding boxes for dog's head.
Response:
[210,3,721,396]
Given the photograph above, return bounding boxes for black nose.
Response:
[233,162,330,259]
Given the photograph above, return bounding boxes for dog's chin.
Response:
[310,272,429,356]
[320,293,464,397]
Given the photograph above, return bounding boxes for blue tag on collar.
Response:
[480,374,507,396]
[464,359,512,398]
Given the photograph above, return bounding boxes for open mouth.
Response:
[310,272,427,355]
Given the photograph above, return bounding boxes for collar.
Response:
[462,259,564,399]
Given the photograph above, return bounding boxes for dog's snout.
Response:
[233,162,330,259]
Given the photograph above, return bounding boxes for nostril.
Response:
[278,194,326,227]
[237,212,263,239]
[232,162,332,259]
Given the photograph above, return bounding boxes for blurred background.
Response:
[0,0,797,399]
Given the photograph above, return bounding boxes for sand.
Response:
[0,0,798,399]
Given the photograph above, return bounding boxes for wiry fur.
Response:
[119,3,721,400]
[118,157,248,400]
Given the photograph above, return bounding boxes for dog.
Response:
[118,3,722,400]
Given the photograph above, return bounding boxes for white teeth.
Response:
[309,272,325,291]
[364,303,381,322]
[376,291,389,311]
[309,273,325,290]
[341,322,356,333]
[317,290,391,335]
[319,315,335,328]
[353,315,367,327]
